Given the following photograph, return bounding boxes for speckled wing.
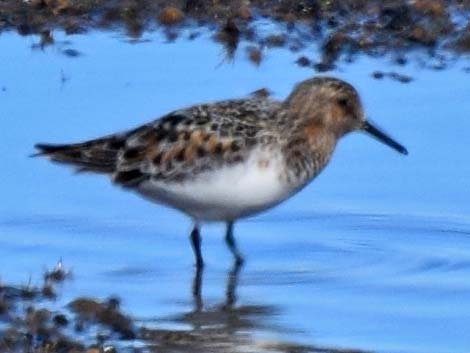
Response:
[113,98,281,187]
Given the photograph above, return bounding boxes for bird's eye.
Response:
[337,97,349,107]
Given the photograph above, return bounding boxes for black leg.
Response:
[192,265,203,312]
[225,222,244,265]
[225,258,243,309]
[190,225,204,269]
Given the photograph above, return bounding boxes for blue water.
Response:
[1,30,470,353]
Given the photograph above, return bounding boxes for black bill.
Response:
[363,120,408,155]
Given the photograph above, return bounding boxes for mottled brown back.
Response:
[35,98,281,187]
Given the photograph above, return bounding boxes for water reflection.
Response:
[0,259,369,353]
[140,263,369,353]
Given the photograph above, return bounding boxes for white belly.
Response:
[137,149,293,221]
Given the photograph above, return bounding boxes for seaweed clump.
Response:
[0,1,469,71]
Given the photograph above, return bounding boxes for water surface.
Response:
[1,30,470,353]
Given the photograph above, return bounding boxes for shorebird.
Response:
[35,77,407,268]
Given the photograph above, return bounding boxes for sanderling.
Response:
[35,77,407,268]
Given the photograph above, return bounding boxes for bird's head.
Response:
[284,76,408,155]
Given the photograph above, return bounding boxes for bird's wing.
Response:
[113,98,281,187]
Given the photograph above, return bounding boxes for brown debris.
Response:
[371,71,413,83]
[372,71,385,79]
[0,1,468,71]
[215,19,241,60]
[68,297,136,339]
[238,5,252,20]
[44,260,70,282]
[0,263,90,353]
[158,6,185,25]
[449,26,470,52]
[40,30,54,47]
[41,283,57,299]
[250,87,271,98]
[412,0,446,17]
[408,25,438,46]
[389,72,413,83]
[246,45,262,65]
[296,56,311,67]
[264,34,286,48]
[0,261,374,353]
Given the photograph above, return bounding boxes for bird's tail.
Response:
[33,135,125,174]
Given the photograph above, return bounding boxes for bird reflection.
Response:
[180,260,276,341]
[191,260,241,312]
[140,261,278,352]
[140,262,368,353]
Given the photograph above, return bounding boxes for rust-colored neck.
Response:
[281,120,337,186]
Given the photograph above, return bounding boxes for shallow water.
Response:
[1,30,470,353]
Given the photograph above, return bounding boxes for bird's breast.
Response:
[136,148,294,221]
